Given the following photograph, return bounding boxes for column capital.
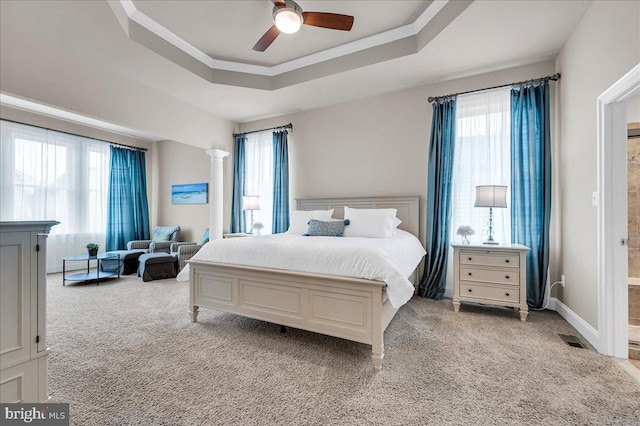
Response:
[206,149,230,160]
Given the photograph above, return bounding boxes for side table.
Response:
[62,253,121,286]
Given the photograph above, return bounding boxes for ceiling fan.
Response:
[253,0,355,52]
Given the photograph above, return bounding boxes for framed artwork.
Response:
[172,183,208,204]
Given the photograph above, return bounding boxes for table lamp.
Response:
[474,185,507,245]
[243,195,261,233]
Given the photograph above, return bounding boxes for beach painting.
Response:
[172,183,208,204]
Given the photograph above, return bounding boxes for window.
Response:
[1,120,110,272]
[450,88,511,245]
[244,130,274,234]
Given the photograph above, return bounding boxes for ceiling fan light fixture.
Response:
[273,7,303,34]
[255,0,353,52]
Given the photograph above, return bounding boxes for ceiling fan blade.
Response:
[253,25,280,52]
[302,12,354,31]
[271,0,285,6]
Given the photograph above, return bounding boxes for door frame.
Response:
[597,63,640,358]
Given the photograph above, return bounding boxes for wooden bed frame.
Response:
[188,196,421,369]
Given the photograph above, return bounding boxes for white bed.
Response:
[183,196,423,369]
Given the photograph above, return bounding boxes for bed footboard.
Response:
[189,260,397,369]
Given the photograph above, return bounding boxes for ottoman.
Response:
[138,252,178,282]
[100,249,147,275]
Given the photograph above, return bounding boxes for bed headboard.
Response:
[296,196,421,238]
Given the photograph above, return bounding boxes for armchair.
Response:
[127,226,181,254]
[171,228,209,270]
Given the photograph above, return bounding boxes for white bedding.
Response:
[177,230,426,308]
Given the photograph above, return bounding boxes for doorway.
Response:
[629,122,640,365]
[597,63,640,359]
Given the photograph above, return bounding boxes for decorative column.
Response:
[206,148,230,240]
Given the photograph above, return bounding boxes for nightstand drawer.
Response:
[460,252,519,268]
[460,283,520,304]
[460,267,519,285]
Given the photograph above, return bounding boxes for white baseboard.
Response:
[549,297,601,352]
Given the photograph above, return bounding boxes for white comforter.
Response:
[177,230,426,308]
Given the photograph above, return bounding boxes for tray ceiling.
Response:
[111,0,466,89]
[132,0,432,67]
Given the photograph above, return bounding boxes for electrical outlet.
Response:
[561,275,566,288]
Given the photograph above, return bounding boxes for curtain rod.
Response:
[427,73,561,103]
[233,122,292,137]
[1,118,148,152]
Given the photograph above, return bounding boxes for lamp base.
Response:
[483,241,499,245]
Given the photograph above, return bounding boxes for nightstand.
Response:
[452,243,530,322]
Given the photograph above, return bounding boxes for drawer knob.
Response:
[505,259,510,263]
[468,289,472,292]
[468,257,472,261]
[505,292,510,296]
[468,272,472,276]
[506,275,510,279]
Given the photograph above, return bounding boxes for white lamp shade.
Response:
[274,8,303,34]
[474,185,508,208]
[243,195,261,211]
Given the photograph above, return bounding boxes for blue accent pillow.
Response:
[152,232,171,241]
[304,219,350,237]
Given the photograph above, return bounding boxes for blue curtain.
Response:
[230,135,247,233]
[511,82,551,309]
[105,146,150,251]
[418,97,457,300]
[272,130,290,233]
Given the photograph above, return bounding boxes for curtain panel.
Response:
[244,131,274,234]
[419,97,457,300]
[105,146,150,251]
[510,82,552,309]
[230,135,247,233]
[451,88,512,246]
[272,130,290,234]
[0,120,110,272]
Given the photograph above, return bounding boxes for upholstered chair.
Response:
[127,226,181,254]
[170,228,209,270]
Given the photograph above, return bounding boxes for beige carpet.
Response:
[46,273,640,425]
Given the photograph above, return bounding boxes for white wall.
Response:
[156,139,234,241]
[556,0,640,327]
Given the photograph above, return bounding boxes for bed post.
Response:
[189,264,199,322]
[190,305,199,323]
[371,289,384,370]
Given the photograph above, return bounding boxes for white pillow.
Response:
[392,217,402,235]
[342,207,398,238]
[287,209,335,234]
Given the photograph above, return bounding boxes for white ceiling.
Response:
[132,0,432,67]
[0,0,591,126]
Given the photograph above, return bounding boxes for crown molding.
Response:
[108,0,473,89]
